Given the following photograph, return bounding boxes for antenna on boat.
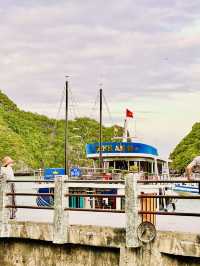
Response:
[99,86,103,170]
[65,76,69,176]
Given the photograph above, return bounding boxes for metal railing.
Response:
[138,179,200,217]
[1,174,200,247]
[5,179,54,210]
[4,177,200,214]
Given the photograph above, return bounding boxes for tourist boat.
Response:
[86,139,169,180]
[35,83,174,212]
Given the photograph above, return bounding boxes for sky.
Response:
[0,0,200,158]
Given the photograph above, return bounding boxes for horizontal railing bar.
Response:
[64,207,125,213]
[14,172,34,176]
[6,193,54,196]
[7,193,200,199]
[64,193,125,198]
[7,179,200,184]
[65,180,124,183]
[77,166,127,171]
[137,180,200,184]
[138,195,200,199]
[78,174,123,177]
[138,211,200,217]
[6,205,54,210]
[6,180,54,183]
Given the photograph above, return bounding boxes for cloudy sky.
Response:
[0,0,200,158]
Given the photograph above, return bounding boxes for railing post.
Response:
[53,175,69,244]
[125,173,141,248]
[0,179,10,237]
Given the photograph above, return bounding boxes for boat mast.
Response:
[123,119,128,142]
[99,88,103,170]
[65,77,69,176]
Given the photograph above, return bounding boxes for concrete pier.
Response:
[0,222,200,265]
[0,174,200,265]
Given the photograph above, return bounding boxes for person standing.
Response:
[186,156,200,178]
[186,156,200,194]
[0,156,16,219]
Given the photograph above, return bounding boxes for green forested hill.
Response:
[0,90,123,171]
[170,122,200,171]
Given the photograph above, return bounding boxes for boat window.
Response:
[157,163,162,175]
[129,161,136,167]
[129,161,139,172]
[140,161,147,173]
[109,161,114,168]
[139,161,153,174]
[115,160,128,170]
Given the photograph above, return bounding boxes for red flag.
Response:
[126,109,134,118]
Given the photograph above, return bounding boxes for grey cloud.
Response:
[0,0,200,117]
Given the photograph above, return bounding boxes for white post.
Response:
[151,161,154,174]
[53,175,69,244]
[116,188,123,210]
[166,160,170,178]
[125,173,141,248]
[154,157,158,176]
[0,179,11,237]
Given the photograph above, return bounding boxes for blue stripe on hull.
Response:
[174,185,199,194]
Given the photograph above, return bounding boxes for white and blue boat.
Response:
[35,85,172,210]
[36,128,171,208]
[174,183,200,194]
[86,140,169,178]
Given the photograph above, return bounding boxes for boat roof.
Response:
[86,141,168,162]
[85,141,167,160]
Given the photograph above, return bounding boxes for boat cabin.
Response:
[86,141,169,178]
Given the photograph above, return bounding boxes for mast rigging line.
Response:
[43,87,65,166]
[49,86,65,139]
[68,88,90,149]
[67,89,97,153]
[102,93,115,126]
[89,91,99,120]
[44,87,116,168]
[68,88,80,119]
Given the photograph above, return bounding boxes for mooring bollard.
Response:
[125,173,141,248]
[53,175,69,244]
[0,178,11,237]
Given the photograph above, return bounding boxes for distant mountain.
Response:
[0,90,123,171]
[170,122,200,172]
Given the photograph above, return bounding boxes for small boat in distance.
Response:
[174,180,200,194]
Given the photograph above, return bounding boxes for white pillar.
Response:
[154,158,158,176]
[0,179,11,237]
[125,173,141,248]
[53,175,69,244]
[116,188,124,210]
[166,160,170,178]
[151,161,154,174]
